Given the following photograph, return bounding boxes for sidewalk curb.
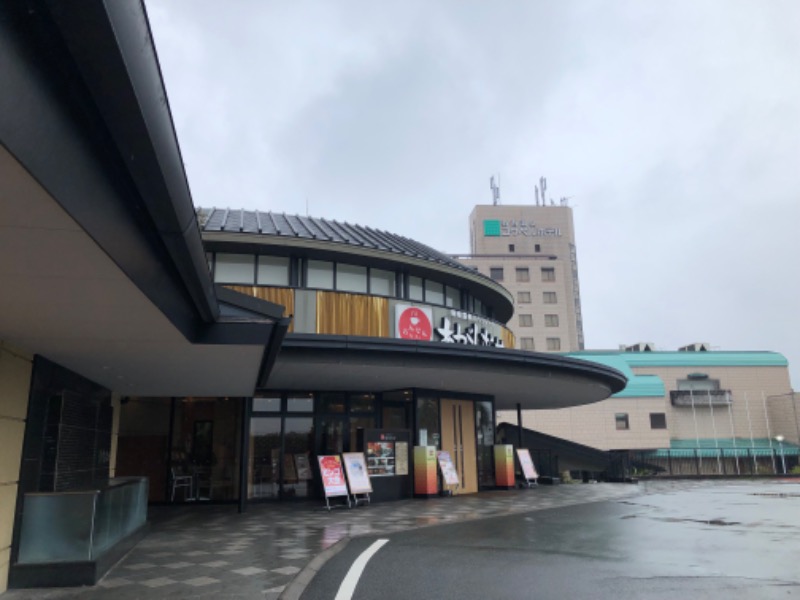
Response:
[280,537,351,600]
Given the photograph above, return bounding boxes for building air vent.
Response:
[624,342,655,352]
[678,343,710,352]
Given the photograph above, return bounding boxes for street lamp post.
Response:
[775,435,786,474]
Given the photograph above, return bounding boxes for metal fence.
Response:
[620,447,798,478]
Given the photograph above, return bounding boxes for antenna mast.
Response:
[489,175,501,206]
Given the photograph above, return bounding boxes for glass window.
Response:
[489,267,504,281]
[283,417,313,498]
[445,286,460,309]
[214,253,255,284]
[518,291,531,304]
[650,413,667,429]
[416,396,439,448]
[545,314,559,327]
[307,260,334,289]
[519,314,533,327]
[541,267,556,282]
[520,337,535,351]
[615,413,630,430]
[350,416,376,452]
[546,337,561,351]
[249,417,281,499]
[287,394,314,412]
[257,256,290,286]
[534,244,541,252]
[516,267,530,282]
[543,291,557,304]
[336,263,367,293]
[426,281,444,305]
[349,393,375,413]
[253,396,281,412]
[370,268,395,296]
[409,276,424,301]
[508,244,515,253]
[317,392,345,414]
[475,401,495,488]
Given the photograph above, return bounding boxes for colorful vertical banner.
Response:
[414,446,437,496]
[317,455,348,498]
[494,444,515,488]
[516,448,539,482]
[437,450,460,486]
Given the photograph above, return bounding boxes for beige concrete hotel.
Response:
[458,203,585,353]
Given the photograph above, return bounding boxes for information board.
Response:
[317,455,349,498]
[342,452,373,494]
[436,450,460,486]
[516,448,539,481]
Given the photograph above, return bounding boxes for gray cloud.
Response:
[147,0,800,385]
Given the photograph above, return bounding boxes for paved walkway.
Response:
[5,481,700,600]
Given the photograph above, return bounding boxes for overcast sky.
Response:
[146,1,800,388]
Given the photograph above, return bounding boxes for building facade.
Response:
[519,348,798,461]
[458,204,584,353]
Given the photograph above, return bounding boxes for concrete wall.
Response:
[0,343,33,594]
[460,204,582,352]
[508,396,671,451]
[516,363,796,452]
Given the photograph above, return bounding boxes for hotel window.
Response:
[426,281,445,305]
[307,259,334,289]
[541,267,556,282]
[257,256,290,286]
[517,291,531,304]
[546,337,561,351]
[445,286,460,309]
[369,268,395,296]
[519,314,533,327]
[336,263,367,293]
[408,276,424,301]
[489,267,504,281]
[520,337,535,350]
[508,244,515,253]
[543,291,557,304]
[545,314,559,327]
[214,253,255,284]
[516,267,530,282]
[650,413,667,430]
[535,244,541,252]
[615,413,630,430]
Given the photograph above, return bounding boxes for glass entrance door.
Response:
[440,399,478,494]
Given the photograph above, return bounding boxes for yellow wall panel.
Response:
[316,292,389,337]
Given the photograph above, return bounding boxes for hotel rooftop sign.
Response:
[483,219,561,237]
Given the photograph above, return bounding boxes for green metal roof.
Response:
[645,438,799,458]
[565,353,665,398]
[565,350,789,399]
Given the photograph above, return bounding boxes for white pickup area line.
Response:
[334,538,390,600]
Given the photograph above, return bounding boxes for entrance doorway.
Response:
[440,399,478,494]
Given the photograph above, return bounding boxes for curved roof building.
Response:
[198,208,626,411]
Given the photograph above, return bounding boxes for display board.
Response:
[295,454,313,481]
[436,450,460,486]
[342,452,373,494]
[516,448,539,481]
[317,455,348,498]
[367,441,395,477]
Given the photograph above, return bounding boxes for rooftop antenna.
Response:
[490,175,501,205]
[535,185,540,206]
[539,176,548,206]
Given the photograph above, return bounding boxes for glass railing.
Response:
[16,477,148,564]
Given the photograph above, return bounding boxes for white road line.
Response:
[334,539,389,600]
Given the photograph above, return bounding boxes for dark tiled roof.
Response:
[198,208,481,275]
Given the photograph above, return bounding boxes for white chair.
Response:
[170,467,193,501]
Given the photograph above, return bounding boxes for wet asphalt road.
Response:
[299,482,800,600]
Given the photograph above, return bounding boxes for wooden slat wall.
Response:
[316,291,389,337]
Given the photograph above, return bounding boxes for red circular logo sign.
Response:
[397,307,432,340]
